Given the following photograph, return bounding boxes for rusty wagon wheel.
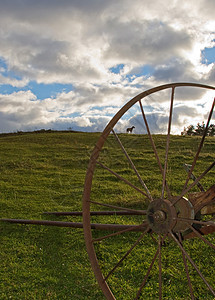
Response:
[83,83,215,299]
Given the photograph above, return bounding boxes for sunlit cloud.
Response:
[0,0,214,133]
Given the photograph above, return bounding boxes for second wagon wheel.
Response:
[83,82,215,299]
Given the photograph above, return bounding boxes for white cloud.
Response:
[0,91,59,131]
[0,74,29,87]
[0,0,213,84]
[0,0,214,133]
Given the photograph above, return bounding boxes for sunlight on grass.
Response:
[0,131,214,299]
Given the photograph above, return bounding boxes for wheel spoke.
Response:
[183,163,205,192]
[171,161,215,206]
[182,98,215,192]
[158,235,162,300]
[0,218,144,232]
[92,223,147,242]
[44,210,147,216]
[187,224,215,250]
[135,234,167,300]
[162,87,175,199]
[134,248,159,299]
[112,128,153,202]
[89,200,147,215]
[179,233,195,300]
[150,232,158,244]
[139,100,171,198]
[169,230,215,297]
[184,225,215,239]
[174,216,215,227]
[96,160,150,198]
[104,227,149,281]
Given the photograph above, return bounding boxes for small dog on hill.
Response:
[126,126,135,133]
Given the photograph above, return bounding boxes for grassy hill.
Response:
[0,131,214,299]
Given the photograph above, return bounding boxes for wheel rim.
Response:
[83,82,215,299]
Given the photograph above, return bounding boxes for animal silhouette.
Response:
[126,126,135,133]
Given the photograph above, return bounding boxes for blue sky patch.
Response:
[29,82,74,100]
[201,46,215,65]
[0,57,74,99]
[0,80,74,100]
[130,64,154,76]
[109,64,125,74]
[0,57,8,71]
[0,85,21,95]
[126,65,154,83]
[0,57,22,80]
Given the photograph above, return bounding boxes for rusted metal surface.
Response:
[184,224,215,245]
[147,199,177,234]
[184,225,215,239]
[201,204,215,215]
[0,218,147,231]
[82,83,215,299]
[188,185,215,213]
[183,163,205,192]
[170,230,215,297]
[43,210,147,216]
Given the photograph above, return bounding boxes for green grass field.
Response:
[0,131,214,299]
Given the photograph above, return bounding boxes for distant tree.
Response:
[186,125,195,136]
[183,122,215,136]
[208,124,215,136]
[194,122,205,136]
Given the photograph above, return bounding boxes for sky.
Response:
[0,0,214,134]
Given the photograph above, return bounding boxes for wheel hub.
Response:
[153,210,166,222]
[147,199,176,234]
[146,197,195,234]
[173,196,195,232]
